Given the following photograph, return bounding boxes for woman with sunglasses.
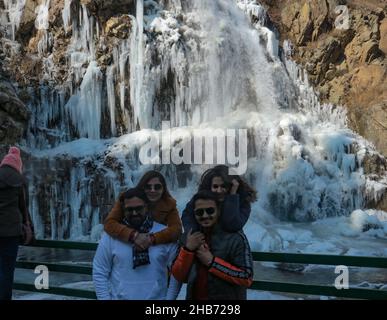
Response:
[104,171,182,251]
[181,165,257,234]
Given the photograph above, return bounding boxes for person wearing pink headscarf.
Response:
[0,147,23,174]
[0,147,33,300]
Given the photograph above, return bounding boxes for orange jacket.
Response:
[172,247,253,287]
[104,195,182,245]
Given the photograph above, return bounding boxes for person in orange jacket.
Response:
[172,190,253,300]
[104,170,182,250]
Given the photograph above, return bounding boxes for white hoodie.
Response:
[93,223,181,300]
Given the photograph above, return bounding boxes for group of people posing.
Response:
[0,146,256,300]
[93,165,257,300]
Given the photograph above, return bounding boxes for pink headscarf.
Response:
[0,147,23,174]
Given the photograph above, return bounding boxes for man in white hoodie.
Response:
[93,188,180,300]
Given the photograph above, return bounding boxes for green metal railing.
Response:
[14,240,387,300]
[252,252,387,299]
[14,240,97,299]
[13,283,97,300]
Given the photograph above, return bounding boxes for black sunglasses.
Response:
[124,205,145,214]
[194,207,216,217]
[144,183,163,191]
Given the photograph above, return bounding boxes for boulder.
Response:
[16,0,39,45]
[0,77,30,146]
[105,15,132,39]
[81,0,135,23]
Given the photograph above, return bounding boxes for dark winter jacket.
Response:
[181,193,251,233]
[172,224,253,300]
[0,165,26,237]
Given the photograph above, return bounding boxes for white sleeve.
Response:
[166,243,179,267]
[166,274,183,300]
[92,233,113,300]
[166,243,182,300]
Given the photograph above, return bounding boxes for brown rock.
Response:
[0,81,30,121]
[350,64,386,100]
[16,0,39,45]
[327,78,346,104]
[376,195,387,212]
[310,0,330,41]
[325,68,337,81]
[280,1,300,31]
[297,2,314,45]
[280,0,331,45]
[360,40,382,63]
[310,36,343,83]
[49,0,67,28]
[351,102,387,156]
[0,110,24,145]
[380,18,387,54]
[82,0,135,23]
[0,77,30,146]
[344,10,383,67]
[105,15,132,39]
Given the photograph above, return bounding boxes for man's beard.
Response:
[128,215,145,229]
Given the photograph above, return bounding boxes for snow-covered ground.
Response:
[245,210,387,256]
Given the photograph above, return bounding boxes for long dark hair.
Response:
[198,165,257,203]
[136,170,173,201]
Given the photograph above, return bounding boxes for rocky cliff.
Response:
[261,0,387,156]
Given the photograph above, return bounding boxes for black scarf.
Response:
[123,214,153,269]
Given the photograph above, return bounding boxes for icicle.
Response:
[62,0,72,33]
[69,167,84,239]
[35,0,52,56]
[130,0,146,129]
[67,3,96,81]
[106,65,117,136]
[1,0,26,40]
[65,61,103,139]
[81,4,95,60]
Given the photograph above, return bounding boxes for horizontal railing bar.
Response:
[25,241,387,269]
[251,280,387,300]
[14,281,387,300]
[253,252,387,268]
[16,261,93,275]
[26,240,98,251]
[13,283,97,300]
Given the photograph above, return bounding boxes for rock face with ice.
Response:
[259,0,387,156]
[0,0,386,240]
